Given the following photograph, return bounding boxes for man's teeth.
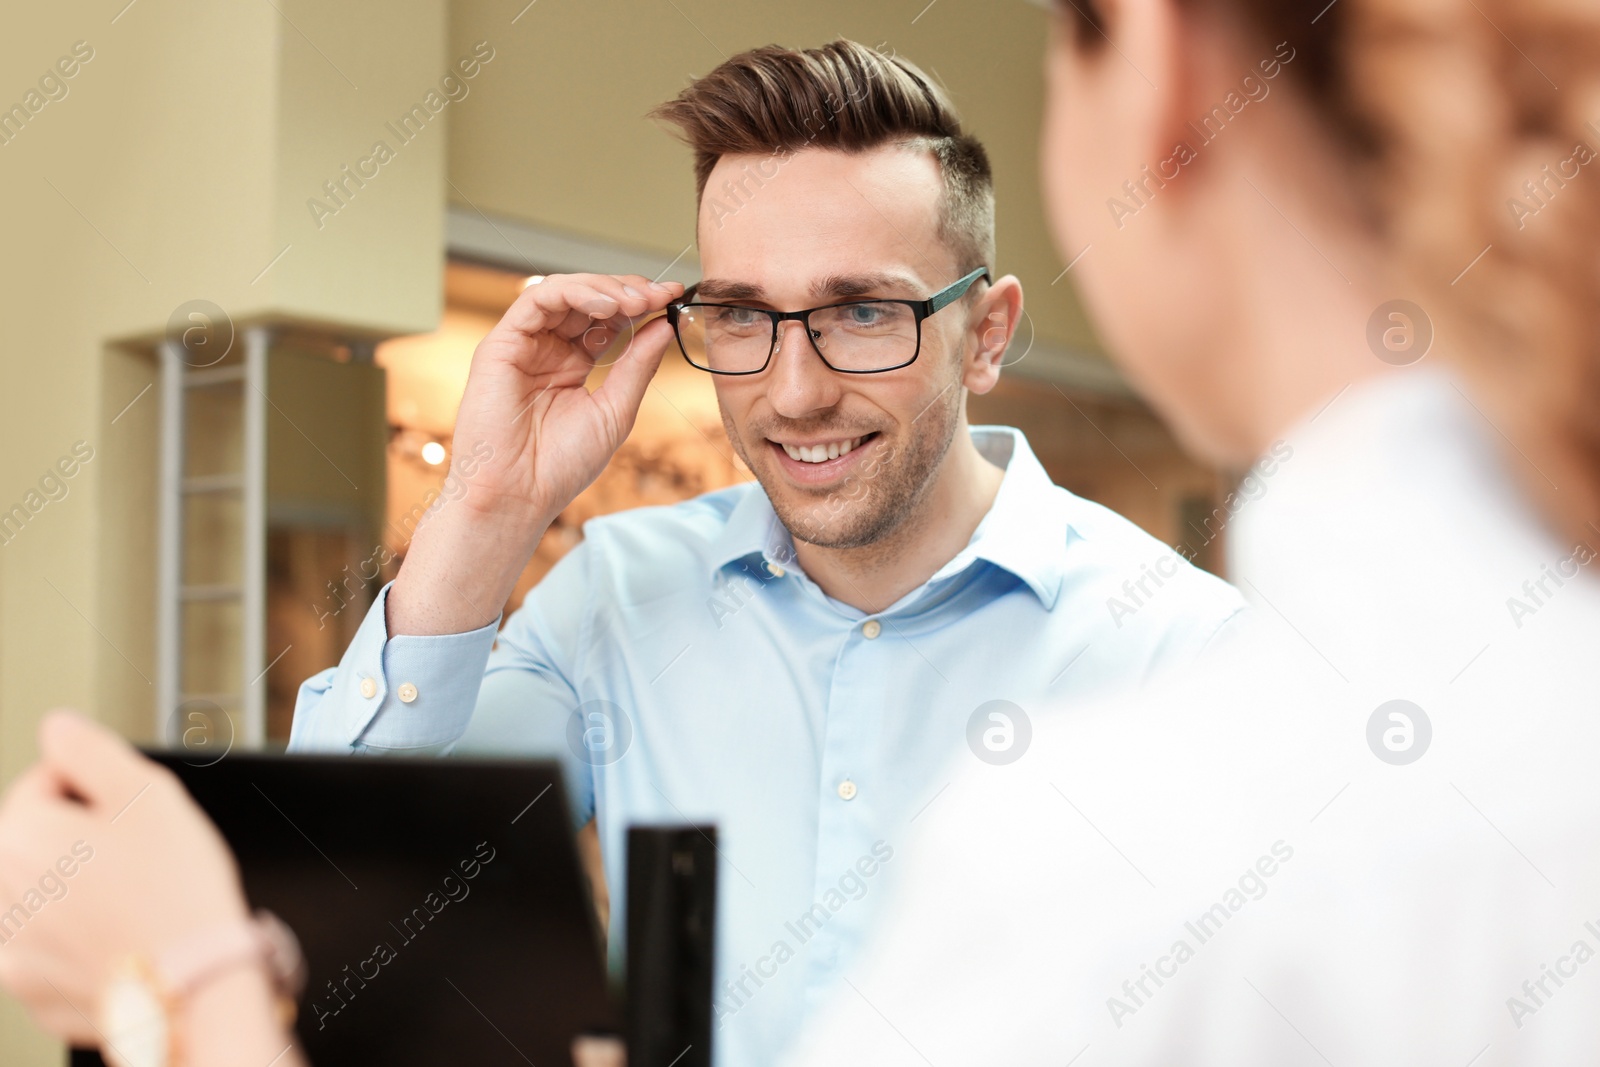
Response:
[782,436,864,464]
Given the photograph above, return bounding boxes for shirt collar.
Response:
[708,426,1074,609]
[708,482,797,578]
[928,426,1072,610]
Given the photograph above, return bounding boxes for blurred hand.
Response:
[388,273,685,635]
[572,1035,627,1067]
[0,709,250,1042]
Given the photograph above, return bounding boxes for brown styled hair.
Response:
[650,38,996,283]
[1061,0,1600,543]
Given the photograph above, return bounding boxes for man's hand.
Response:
[388,274,685,636]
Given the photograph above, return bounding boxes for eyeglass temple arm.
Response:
[926,267,992,315]
[674,271,986,314]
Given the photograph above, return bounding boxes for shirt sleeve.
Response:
[285,541,598,829]
[285,579,499,753]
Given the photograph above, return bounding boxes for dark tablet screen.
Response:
[73,750,615,1067]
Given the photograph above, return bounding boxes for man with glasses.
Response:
[288,38,1242,1066]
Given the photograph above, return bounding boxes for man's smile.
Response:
[767,431,882,484]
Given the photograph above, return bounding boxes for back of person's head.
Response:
[1060,0,1600,542]
[650,38,996,282]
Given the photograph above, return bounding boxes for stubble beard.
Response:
[720,382,963,551]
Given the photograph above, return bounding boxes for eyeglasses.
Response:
[666,267,992,375]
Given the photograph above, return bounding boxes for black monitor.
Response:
[72,750,617,1066]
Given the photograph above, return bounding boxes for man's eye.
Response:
[829,303,907,330]
[847,305,882,325]
[717,307,763,327]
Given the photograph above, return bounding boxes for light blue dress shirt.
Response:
[288,425,1244,1067]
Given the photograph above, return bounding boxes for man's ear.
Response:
[962,275,1024,395]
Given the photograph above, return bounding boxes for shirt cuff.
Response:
[316,581,502,751]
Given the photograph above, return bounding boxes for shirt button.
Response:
[397,682,419,704]
[861,620,882,639]
[767,561,786,578]
[837,779,858,801]
[359,677,377,699]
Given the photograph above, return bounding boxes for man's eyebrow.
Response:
[810,272,923,301]
[693,272,925,304]
[694,278,766,301]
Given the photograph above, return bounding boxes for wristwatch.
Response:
[99,910,306,1067]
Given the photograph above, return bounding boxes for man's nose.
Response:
[766,320,843,419]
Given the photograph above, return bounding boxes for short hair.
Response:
[650,38,995,281]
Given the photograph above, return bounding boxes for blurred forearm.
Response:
[177,964,306,1067]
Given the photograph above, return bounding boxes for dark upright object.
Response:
[626,826,718,1067]
[71,751,616,1067]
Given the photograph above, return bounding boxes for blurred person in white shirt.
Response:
[786,0,1600,1064]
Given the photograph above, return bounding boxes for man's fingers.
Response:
[502,274,681,344]
[591,273,683,309]
[592,317,674,431]
[36,709,165,815]
[578,305,668,360]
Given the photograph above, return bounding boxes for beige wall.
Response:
[446,0,1105,354]
[0,1,447,1060]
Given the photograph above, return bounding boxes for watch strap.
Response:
[156,910,306,1004]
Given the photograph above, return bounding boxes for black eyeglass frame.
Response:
[666,266,993,376]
